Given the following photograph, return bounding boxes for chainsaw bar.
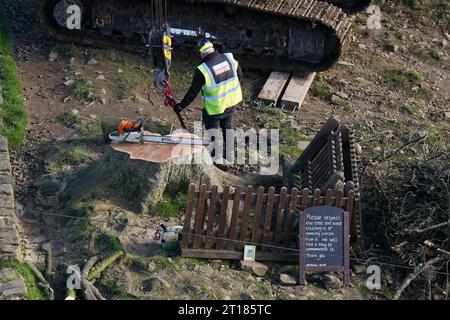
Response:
[109,131,209,146]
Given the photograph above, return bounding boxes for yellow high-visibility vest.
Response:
[197,53,243,116]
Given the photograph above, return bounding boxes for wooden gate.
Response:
[180,183,355,262]
[288,117,363,247]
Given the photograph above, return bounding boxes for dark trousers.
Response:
[203,107,235,157]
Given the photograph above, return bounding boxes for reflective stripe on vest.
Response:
[197,53,243,116]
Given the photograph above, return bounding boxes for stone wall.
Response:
[0,135,21,261]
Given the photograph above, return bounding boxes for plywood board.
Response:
[257,72,291,106]
[111,132,205,163]
[281,72,317,111]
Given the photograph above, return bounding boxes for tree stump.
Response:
[61,117,283,214]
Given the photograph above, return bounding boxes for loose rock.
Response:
[30,235,47,244]
[373,146,382,153]
[133,95,150,104]
[384,44,399,53]
[48,50,58,62]
[355,143,363,155]
[354,265,366,274]
[279,273,297,286]
[445,32,450,42]
[331,94,344,104]
[336,91,349,99]
[185,284,202,294]
[323,274,342,290]
[64,80,75,87]
[142,276,168,293]
[0,278,27,300]
[86,58,98,65]
[238,261,269,277]
[148,261,156,273]
[239,292,254,300]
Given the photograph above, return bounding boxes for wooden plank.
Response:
[274,187,288,245]
[193,184,208,249]
[320,172,344,192]
[181,184,197,248]
[181,249,299,262]
[346,190,355,217]
[258,72,291,106]
[343,211,350,286]
[200,174,211,190]
[262,187,276,251]
[227,186,242,250]
[311,146,331,176]
[299,210,306,285]
[252,186,265,244]
[301,188,310,209]
[284,188,298,248]
[216,186,230,250]
[239,186,254,249]
[205,185,218,249]
[311,143,330,169]
[281,72,316,111]
[292,117,340,170]
[335,186,344,209]
[346,189,355,240]
[324,188,333,205]
[313,188,322,206]
[312,165,332,188]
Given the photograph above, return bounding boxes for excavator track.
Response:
[41,0,354,72]
[325,0,371,12]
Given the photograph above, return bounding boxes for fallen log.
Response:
[87,251,124,281]
[37,282,54,300]
[424,240,450,257]
[88,231,97,255]
[26,261,48,286]
[82,256,99,278]
[405,221,450,235]
[83,285,97,300]
[79,256,106,300]
[42,242,54,277]
[65,287,77,300]
[81,278,106,300]
[26,261,54,299]
[393,256,444,300]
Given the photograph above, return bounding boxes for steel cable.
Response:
[2,205,450,277]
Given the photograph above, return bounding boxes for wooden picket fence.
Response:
[180,182,355,262]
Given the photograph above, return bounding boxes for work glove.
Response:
[173,103,184,114]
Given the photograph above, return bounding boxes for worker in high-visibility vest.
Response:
[173,39,243,145]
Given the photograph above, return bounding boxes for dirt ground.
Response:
[4,0,449,300]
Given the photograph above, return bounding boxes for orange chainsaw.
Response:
[110,118,208,146]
